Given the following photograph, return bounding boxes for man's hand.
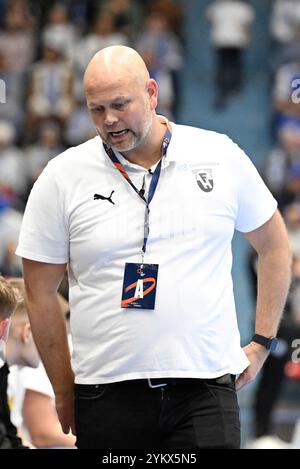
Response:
[235,342,270,391]
[55,388,76,436]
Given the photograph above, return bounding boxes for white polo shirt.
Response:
[16,124,277,384]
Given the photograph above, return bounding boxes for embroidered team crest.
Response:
[195,169,214,192]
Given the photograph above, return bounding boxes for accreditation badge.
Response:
[121,263,159,309]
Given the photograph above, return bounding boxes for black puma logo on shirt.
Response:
[94,190,115,205]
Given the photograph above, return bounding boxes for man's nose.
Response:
[103,111,118,126]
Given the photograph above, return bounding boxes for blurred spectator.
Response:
[34,0,94,29]
[147,0,183,39]
[0,120,27,203]
[9,362,76,448]
[271,25,300,74]
[8,280,75,448]
[277,162,300,210]
[271,0,300,46]
[273,61,300,136]
[5,290,40,448]
[27,41,74,132]
[0,276,28,449]
[42,3,79,63]
[7,284,75,449]
[135,12,183,119]
[0,52,25,134]
[0,6,36,73]
[265,122,300,194]
[64,96,96,146]
[6,297,40,370]
[206,0,254,108]
[283,202,300,255]
[103,0,143,40]
[25,121,64,187]
[0,197,23,277]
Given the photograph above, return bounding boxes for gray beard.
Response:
[99,114,153,152]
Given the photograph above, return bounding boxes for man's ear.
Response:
[21,322,31,343]
[0,318,10,340]
[147,79,158,110]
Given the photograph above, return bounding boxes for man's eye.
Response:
[114,103,126,110]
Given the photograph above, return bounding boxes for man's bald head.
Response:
[84,46,150,94]
[83,45,160,155]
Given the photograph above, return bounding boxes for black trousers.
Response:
[74,375,240,449]
[216,47,242,97]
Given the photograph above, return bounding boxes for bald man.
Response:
[17,46,291,449]
[83,46,166,167]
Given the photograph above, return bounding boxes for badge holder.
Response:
[121,262,159,309]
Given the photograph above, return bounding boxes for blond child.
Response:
[0,276,29,449]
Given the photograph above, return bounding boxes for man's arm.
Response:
[22,259,75,434]
[236,210,292,390]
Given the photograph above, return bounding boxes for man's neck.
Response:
[120,117,167,170]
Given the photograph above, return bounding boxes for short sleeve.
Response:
[230,139,278,233]
[16,162,69,263]
[20,364,54,398]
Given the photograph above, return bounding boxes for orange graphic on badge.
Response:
[121,277,156,308]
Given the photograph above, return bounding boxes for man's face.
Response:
[86,77,154,153]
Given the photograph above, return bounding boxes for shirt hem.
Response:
[15,248,68,264]
[236,202,277,233]
[74,366,248,385]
